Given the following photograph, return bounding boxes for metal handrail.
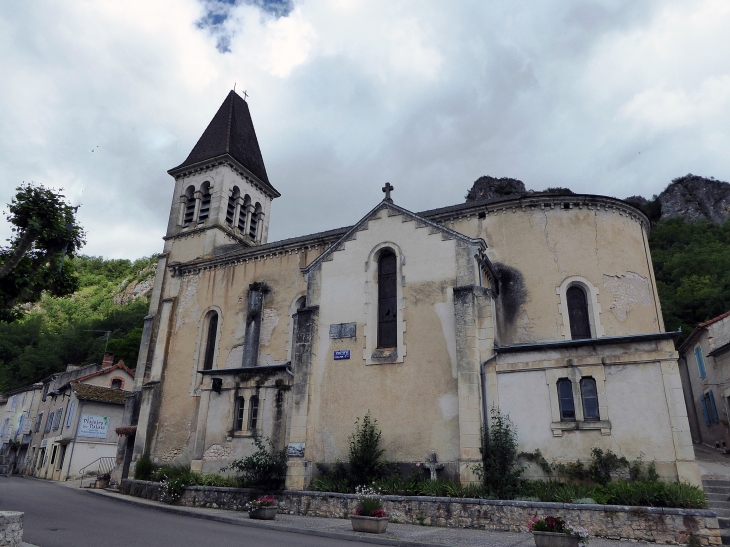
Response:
[79,456,115,488]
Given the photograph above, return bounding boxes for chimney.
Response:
[102,353,115,368]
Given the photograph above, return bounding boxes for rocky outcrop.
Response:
[465,176,526,202]
[658,174,730,224]
[113,265,156,306]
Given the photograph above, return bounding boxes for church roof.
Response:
[169,91,271,185]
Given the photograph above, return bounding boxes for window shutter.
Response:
[701,397,711,426]
[695,346,707,379]
[709,391,720,423]
[66,402,75,428]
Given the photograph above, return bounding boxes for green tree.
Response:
[0,184,85,322]
[348,412,386,486]
[476,407,522,499]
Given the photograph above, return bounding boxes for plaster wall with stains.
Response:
[303,209,485,467]
[493,338,699,485]
[148,248,320,464]
[446,205,662,345]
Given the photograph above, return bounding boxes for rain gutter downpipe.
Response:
[480,353,498,432]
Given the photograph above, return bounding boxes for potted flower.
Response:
[95,473,111,489]
[529,516,589,547]
[246,495,278,520]
[351,485,389,534]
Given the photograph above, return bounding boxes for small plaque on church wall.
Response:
[287,443,305,457]
[329,322,356,339]
[334,350,351,360]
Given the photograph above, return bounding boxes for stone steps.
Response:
[703,479,730,544]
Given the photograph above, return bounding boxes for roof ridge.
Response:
[225,90,233,154]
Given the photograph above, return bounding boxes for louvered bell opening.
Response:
[238,210,246,231]
[198,192,211,221]
[248,215,258,238]
[183,199,196,226]
[226,197,236,226]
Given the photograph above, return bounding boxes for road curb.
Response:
[85,489,446,547]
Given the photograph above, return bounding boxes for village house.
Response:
[121,90,700,489]
[25,353,134,481]
[678,311,730,450]
[0,382,42,474]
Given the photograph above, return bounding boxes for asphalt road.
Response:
[0,476,375,547]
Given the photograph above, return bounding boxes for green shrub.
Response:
[348,412,386,486]
[589,448,628,485]
[134,455,154,481]
[474,407,522,499]
[224,432,288,490]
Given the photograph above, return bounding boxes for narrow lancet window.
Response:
[249,202,262,240]
[567,286,591,340]
[202,313,218,371]
[580,377,599,420]
[239,195,250,232]
[377,250,397,348]
[249,395,259,430]
[234,397,245,431]
[557,378,575,421]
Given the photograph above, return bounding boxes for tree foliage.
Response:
[475,407,522,499]
[348,411,386,486]
[0,254,155,391]
[0,185,85,322]
[649,218,730,338]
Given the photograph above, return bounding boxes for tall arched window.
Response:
[202,313,219,371]
[239,195,251,232]
[183,185,196,226]
[567,285,591,340]
[249,202,262,240]
[248,395,259,430]
[226,187,240,226]
[377,250,397,348]
[557,378,575,421]
[198,182,212,221]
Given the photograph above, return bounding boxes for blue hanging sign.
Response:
[334,350,351,360]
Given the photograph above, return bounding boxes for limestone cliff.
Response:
[465,176,526,202]
[656,174,730,224]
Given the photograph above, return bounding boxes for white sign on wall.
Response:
[78,415,109,439]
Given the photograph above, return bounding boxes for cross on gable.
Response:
[382,182,394,202]
[242,90,249,101]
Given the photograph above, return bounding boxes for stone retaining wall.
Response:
[0,512,23,547]
[120,479,720,545]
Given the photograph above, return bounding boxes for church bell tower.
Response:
[163,91,280,257]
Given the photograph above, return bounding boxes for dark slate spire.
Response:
[170,91,270,185]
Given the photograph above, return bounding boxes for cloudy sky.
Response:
[1,0,729,259]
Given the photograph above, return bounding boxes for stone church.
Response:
[124,90,700,489]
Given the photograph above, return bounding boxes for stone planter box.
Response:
[533,531,580,547]
[351,515,389,534]
[95,478,110,489]
[249,507,277,520]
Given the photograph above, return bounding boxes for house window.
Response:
[66,402,75,428]
[183,185,196,226]
[42,383,49,401]
[701,390,720,426]
[52,408,63,430]
[198,182,211,221]
[234,397,245,431]
[695,346,707,380]
[57,445,67,470]
[16,415,24,436]
[50,445,58,465]
[111,379,123,389]
[0,418,7,437]
[202,313,219,371]
[557,378,575,421]
[10,396,16,410]
[226,187,240,226]
[44,412,53,433]
[567,286,591,340]
[580,378,599,420]
[377,250,398,348]
[248,395,259,430]
[35,412,44,433]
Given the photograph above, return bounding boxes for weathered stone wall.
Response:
[0,512,23,547]
[120,480,720,545]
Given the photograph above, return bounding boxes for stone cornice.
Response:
[421,194,651,233]
[167,154,281,199]
[164,222,254,246]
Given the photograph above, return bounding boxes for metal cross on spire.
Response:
[242,90,249,101]
[382,182,394,202]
